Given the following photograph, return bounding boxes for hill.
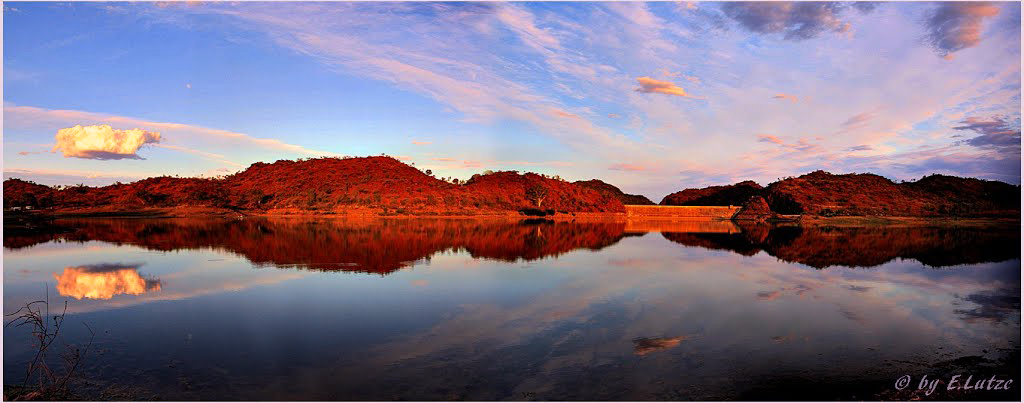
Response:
[6,159,1018,218]
[659,171,1019,217]
[3,156,624,215]
[660,180,763,206]
[765,171,1019,216]
[573,179,655,205]
[4,179,57,209]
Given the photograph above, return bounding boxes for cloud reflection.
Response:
[54,263,162,300]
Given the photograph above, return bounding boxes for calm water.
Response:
[3,218,1020,400]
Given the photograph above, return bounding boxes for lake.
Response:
[3,217,1020,400]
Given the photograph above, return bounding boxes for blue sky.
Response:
[3,1,1020,199]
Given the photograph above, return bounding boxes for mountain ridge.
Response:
[4,157,1020,218]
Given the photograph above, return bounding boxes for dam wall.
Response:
[624,205,741,221]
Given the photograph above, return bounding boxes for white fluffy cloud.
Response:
[52,124,161,160]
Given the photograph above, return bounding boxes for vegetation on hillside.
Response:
[573,179,655,205]
[660,171,1019,217]
[5,158,1019,218]
[3,157,625,215]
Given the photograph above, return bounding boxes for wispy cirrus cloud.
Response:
[840,111,875,129]
[3,167,154,186]
[5,104,337,159]
[151,144,245,167]
[609,163,646,172]
[953,116,1021,149]
[7,1,1017,195]
[756,134,824,153]
[185,2,636,156]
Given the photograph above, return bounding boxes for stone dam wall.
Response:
[624,205,742,221]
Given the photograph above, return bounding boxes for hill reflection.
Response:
[4,217,1018,272]
[6,218,632,274]
[662,222,1020,268]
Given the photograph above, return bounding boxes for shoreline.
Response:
[6,207,1019,227]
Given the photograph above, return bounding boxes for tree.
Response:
[525,185,548,207]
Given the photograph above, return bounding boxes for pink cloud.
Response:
[412,140,432,145]
[609,163,646,171]
[551,109,579,119]
[926,2,1001,58]
[634,77,700,98]
[772,93,799,102]
[498,160,574,167]
[757,135,826,154]
[757,134,784,145]
[840,111,876,131]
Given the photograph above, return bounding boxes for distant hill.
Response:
[574,179,654,205]
[660,180,762,206]
[765,171,1019,216]
[3,156,624,215]
[661,171,1019,217]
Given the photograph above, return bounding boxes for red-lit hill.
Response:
[222,156,459,211]
[660,171,1019,217]
[573,179,655,205]
[3,156,625,215]
[465,171,623,212]
[660,180,763,206]
[4,179,57,209]
[764,171,1020,216]
[904,174,1021,216]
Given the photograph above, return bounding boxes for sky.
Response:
[3,1,1021,199]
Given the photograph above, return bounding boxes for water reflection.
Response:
[2,217,1019,400]
[663,222,1020,268]
[54,263,162,299]
[4,217,1018,270]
